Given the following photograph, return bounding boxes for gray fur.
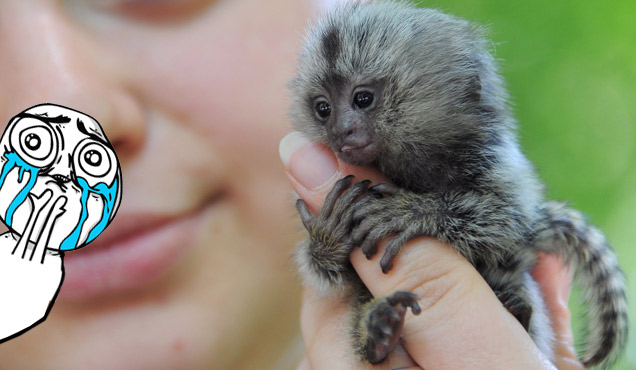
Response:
[290,1,627,368]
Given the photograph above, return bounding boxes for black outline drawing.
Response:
[0,103,122,343]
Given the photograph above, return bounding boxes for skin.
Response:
[281,132,585,370]
[0,0,586,368]
[0,0,317,369]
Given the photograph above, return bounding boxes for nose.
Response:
[0,3,145,162]
[331,111,371,150]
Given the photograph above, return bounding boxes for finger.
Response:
[283,132,410,369]
[351,238,554,369]
[14,191,52,257]
[300,286,418,370]
[532,254,585,370]
[279,131,387,214]
[33,196,67,263]
[299,287,358,370]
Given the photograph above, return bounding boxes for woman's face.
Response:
[0,0,314,368]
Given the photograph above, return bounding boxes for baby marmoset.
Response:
[290,1,628,368]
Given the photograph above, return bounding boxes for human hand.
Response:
[280,132,584,369]
[0,190,66,342]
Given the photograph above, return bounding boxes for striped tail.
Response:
[534,201,628,369]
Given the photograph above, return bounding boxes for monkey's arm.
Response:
[351,182,532,272]
[350,181,546,352]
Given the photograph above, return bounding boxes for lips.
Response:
[340,142,370,153]
[337,141,379,165]
[59,194,221,300]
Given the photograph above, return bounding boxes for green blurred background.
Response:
[418,0,635,368]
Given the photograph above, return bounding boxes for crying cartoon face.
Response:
[0,104,122,251]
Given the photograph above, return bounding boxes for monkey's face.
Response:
[308,80,387,165]
[291,2,502,188]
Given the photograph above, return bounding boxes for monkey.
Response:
[288,1,628,368]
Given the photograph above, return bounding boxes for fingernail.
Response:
[279,132,338,190]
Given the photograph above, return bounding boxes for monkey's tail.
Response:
[534,201,628,369]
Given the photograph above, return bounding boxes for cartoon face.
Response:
[0,104,121,251]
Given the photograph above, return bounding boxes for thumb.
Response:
[279,131,387,212]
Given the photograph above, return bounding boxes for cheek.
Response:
[122,0,310,149]
[2,176,108,250]
[0,165,33,226]
[48,190,105,251]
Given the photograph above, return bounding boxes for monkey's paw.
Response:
[296,175,373,271]
[351,183,426,273]
[361,291,421,364]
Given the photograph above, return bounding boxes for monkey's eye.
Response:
[314,101,331,120]
[354,91,374,109]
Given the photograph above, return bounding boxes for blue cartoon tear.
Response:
[59,177,118,251]
[0,152,40,227]
[0,151,118,251]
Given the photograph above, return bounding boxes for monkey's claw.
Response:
[351,187,426,272]
[296,175,365,233]
[322,175,355,218]
[296,176,373,276]
[296,199,315,230]
[363,291,421,364]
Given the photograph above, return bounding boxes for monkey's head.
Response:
[290,1,512,190]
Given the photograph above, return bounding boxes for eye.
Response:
[354,91,374,109]
[73,139,119,188]
[19,128,52,161]
[314,100,332,120]
[84,149,103,168]
[9,117,57,168]
[78,143,110,178]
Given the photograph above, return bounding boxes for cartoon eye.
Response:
[9,117,57,168]
[73,139,118,188]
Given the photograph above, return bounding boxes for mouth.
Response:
[337,142,379,165]
[60,191,225,300]
[51,174,71,184]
